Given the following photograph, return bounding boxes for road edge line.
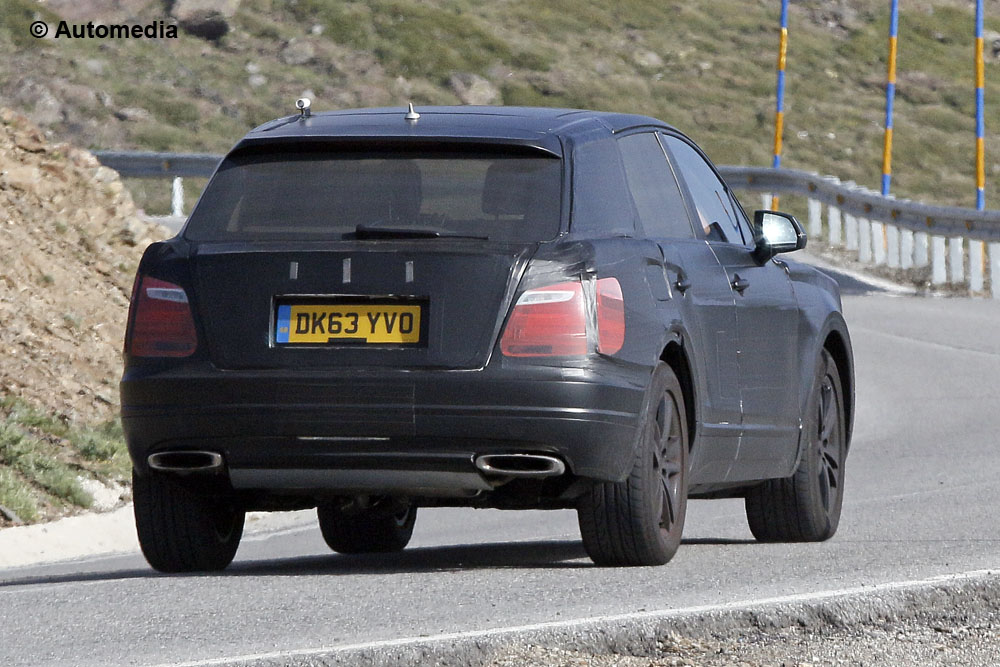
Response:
[148,567,1000,667]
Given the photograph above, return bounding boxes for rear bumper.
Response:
[121,364,647,489]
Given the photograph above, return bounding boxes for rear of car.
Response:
[122,105,854,573]
[121,110,650,571]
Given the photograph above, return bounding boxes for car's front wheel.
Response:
[133,470,245,573]
[317,499,417,554]
[577,362,689,567]
[745,348,847,542]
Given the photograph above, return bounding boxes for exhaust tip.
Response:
[474,454,566,479]
[148,450,224,474]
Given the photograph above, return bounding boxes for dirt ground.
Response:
[0,108,168,425]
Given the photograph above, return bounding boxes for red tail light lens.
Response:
[126,276,197,358]
[596,277,625,355]
[500,277,626,358]
[500,282,588,357]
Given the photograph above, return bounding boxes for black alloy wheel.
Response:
[654,387,686,543]
[745,348,847,542]
[133,470,245,573]
[578,362,689,567]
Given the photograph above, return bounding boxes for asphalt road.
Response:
[3,273,1000,666]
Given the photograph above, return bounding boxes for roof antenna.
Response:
[405,102,420,122]
[295,97,311,119]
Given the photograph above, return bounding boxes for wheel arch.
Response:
[821,324,855,449]
[660,337,697,453]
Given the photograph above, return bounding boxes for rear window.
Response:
[183,147,563,243]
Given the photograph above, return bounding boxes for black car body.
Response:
[122,105,854,571]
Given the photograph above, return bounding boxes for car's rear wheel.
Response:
[577,362,689,567]
[745,348,846,542]
[317,499,417,554]
[133,470,244,573]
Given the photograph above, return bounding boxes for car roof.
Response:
[235,106,677,155]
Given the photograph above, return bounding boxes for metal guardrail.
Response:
[718,166,1000,243]
[93,151,221,179]
[95,151,1000,295]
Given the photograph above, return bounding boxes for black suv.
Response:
[122,105,854,571]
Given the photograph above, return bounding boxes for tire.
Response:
[745,348,847,542]
[317,500,417,554]
[133,470,245,573]
[577,362,689,567]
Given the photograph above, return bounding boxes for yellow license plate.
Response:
[275,303,422,344]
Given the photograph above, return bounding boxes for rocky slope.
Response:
[0,108,167,424]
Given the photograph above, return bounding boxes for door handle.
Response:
[731,274,750,294]
[659,256,690,297]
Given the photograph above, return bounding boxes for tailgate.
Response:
[191,243,534,370]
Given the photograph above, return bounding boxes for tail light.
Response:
[125,276,197,358]
[596,277,625,355]
[500,277,624,357]
[500,282,588,357]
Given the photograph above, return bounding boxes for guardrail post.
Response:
[807,198,822,238]
[872,221,887,265]
[886,225,900,267]
[914,232,930,267]
[900,229,914,269]
[828,206,842,246]
[171,177,184,217]
[932,236,947,284]
[991,243,1000,299]
[844,213,859,250]
[949,238,965,283]
[969,241,985,293]
[858,217,872,263]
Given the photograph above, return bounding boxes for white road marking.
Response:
[147,568,999,667]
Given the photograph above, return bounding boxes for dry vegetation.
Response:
[1,0,998,213]
[0,109,167,524]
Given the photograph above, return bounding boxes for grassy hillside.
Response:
[2,0,999,210]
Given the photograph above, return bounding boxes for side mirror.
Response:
[751,210,807,264]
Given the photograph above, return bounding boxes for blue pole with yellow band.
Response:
[881,0,899,196]
[975,0,986,210]
[770,0,789,209]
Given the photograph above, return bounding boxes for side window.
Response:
[617,133,694,239]
[729,191,756,246]
[571,137,637,236]
[661,135,746,244]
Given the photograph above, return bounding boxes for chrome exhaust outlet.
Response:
[148,451,224,474]
[474,454,566,478]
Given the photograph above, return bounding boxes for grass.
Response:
[0,468,39,523]
[0,0,58,49]
[0,396,130,524]
[4,0,996,209]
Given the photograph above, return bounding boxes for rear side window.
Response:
[183,148,563,243]
[570,137,637,236]
[617,133,694,239]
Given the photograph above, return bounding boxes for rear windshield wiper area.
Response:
[351,224,489,240]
